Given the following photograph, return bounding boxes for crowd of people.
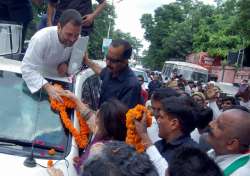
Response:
[1,2,250,176]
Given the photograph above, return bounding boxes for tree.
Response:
[88,3,116,60]
[26,2,47,39]
[83,4,142,60]
[140,0,246,70]
[140,1,193,70]
[236,0,250,44]
[193,0,242,59]
[111,29,142,59]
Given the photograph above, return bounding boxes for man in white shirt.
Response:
[134,108,250,176]
[21,9,82,102]
[205,109,250,175]
[147,88,180,143]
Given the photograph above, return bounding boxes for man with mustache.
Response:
[134,105,250,176]
[83,39,142,108]
[205,109,250,175]
[21,9,82,102]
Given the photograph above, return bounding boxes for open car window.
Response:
[133,70,149,83]
[81,75,101,111]
[0,22,22,56]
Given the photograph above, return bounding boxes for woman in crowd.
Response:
[62,91,128,173]
[191,92,206,108]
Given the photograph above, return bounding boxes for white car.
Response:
[0,56,103,176]
[132,68,150,90]
[214,82,239,97]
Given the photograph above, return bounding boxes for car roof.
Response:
[214,82,239,96]
[0,56,22,73]
[132,67,146,73]
[164,61,208,71]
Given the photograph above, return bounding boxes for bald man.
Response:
[205,109,250,175]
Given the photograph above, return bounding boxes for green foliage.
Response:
[111,29,143,57]
[140,1,193,69]
[88,3,116,60]
[141,0,248,70]
[88,3,142,60]
[26,2,47,39]
[236,0,250,44]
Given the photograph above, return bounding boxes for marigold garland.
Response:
[47,160,53,168]
[49,84,89,149]
[125,104,152,152]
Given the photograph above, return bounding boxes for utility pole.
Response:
[107,0,114,38]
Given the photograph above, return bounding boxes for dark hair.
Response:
[98,99,128,141]
[103,141,159,176]
[111,39,132,60]
[151,88,180,101]
[242,79,248,83]
[168,147,223,176]
[48,0,59,4]
[161,96,196,134]
[222,96,236,105]
[83,157,122,176]
[58,9,82,28]
[225,105,250,113]
[176,96,209,130]
[137,75,144,82]
[196,107,213,130]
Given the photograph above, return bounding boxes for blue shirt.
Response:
[99,67,142,108]
[155,134,201,162]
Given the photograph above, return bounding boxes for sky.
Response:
[113,0,174,52]
[107,0,216,54]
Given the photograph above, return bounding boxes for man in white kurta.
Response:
[21,9,82,101]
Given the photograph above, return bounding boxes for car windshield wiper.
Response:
[0,138,31,147]
[0,138,64,152]
[0,141,19,146]
[32,142,64,152]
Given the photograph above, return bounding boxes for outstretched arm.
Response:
[135,114,168,176]
[82,0,107,26]
[83,53,102,75]
[62,90,96,132]
[47,2,56,26]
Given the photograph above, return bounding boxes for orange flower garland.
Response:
[49,84,89,149]
[125,104,152,152]
[47,160,53,168]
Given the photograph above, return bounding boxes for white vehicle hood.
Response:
[0,153,75,176]
[0,153,49,176]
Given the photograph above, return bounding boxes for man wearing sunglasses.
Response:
[83,39,142,108]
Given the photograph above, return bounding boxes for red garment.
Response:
[141,88,148,105]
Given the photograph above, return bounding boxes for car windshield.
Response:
[178,68,208,83]
[214,83,239,96]
[133,70,149,82]
[0,71,71,156]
